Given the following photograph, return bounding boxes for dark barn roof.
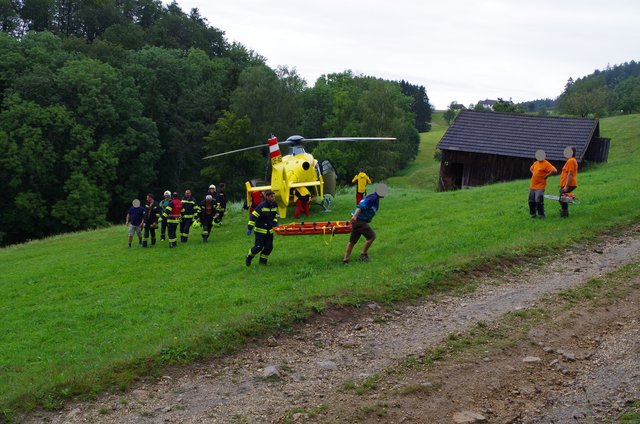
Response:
[437,110,600,162]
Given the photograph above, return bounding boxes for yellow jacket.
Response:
[352,172,372,193]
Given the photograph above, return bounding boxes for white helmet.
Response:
[164,190,171,197]
[209,184,216,190]
[206,195,213,201]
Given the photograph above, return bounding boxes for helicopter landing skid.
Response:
[320,194,333,212]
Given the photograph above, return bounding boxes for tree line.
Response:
[0,0,430,246]
[557,61,640,117]
[442,60,639,125]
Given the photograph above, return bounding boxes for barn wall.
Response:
[584,137,610,163]
[438,151,565,191]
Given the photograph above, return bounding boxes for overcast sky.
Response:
[168,0,638,109]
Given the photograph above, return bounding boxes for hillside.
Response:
[2,113,640,420]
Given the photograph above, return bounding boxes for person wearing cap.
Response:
[180,189,200,243]
[162,192,182,248]
[199,194,216,242]
[125,199,144,248]
[159,190,172,241]
[245,190,279,266]
[528,150,557,219]
[141,193,161,247]
[343,184,387,264]
[351,168,372,205]
[559,146,578,218]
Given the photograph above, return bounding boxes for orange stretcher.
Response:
[273,220,352,236]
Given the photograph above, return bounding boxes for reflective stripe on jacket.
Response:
[247,201,279,234]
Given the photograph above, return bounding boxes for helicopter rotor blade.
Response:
[202,144,266,159]
[203,136,396,159]
[300,137,396,142]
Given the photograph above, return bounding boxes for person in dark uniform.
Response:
[162,192,182,248]
[180,189,199,242]
[214,182,227,226]
[158,190,171,241]
[245,190,279,266]
[199,194,216,242]
[142,193,160,247]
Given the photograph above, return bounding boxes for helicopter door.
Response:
[320,160,337,197]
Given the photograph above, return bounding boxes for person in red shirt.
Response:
[293,187,311,219]
[528,150,557,219]
[559,146,578,218]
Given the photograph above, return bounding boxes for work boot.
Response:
[536,202,545,219]
[560,209,569,218]
[259,257,268,266]
[142,240,148,248]
[160,235,165,241]
[358,253,369,262]
[245,254,253,267]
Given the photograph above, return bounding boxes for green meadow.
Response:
[1,113,639,416]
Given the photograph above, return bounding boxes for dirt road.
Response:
[22,227,640,423]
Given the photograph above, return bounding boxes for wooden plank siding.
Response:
[438,151,565,191]
[436,110,610,191]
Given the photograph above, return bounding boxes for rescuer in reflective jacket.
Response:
[199,194,216,243]
[162,192,182,248]
[245,190,278,266]
[142,193,160,247]
[180,189,200,243]
[214,182,227,226]
[158,190,172,241]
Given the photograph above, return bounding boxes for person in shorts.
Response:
[342,184,387,264]
[125,199,144,247]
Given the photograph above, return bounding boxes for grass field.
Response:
[1,113,639,417]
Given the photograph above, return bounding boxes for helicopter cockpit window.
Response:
[289,146,306,156]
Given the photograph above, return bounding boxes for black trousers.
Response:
[143,223,157,246]
[201,214,214,238]
[180,217,193,241]
[250,232,274,257]
[167,222,179,246]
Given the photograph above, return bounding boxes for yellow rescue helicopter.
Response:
[203,135,395,218]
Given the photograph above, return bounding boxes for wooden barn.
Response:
[436,110,610,191]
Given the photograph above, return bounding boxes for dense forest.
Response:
[0,0,430,245]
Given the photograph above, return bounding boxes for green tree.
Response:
[308,73,418,183]
[230,64,303,141]
[399,80,432,132]
[0,94,94,243]
[610,76,640,114]
[53,57,161,217]
[201,110,260,197]
[558,75,609,117]
[0,0,21,34]
[443,101,463,125]
[492,98,524,113]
